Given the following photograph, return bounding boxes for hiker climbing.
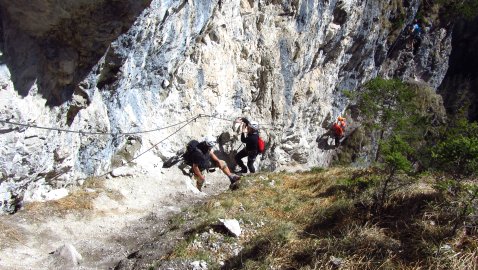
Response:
[234,118,262,174]
[182,136,240,191]
[412,20,421,38]
[333,116,346,146]
[338,116,346,132]
[316,115,346,149]
[407,19,422,52]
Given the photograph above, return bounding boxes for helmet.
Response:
[204,136,217,147]
[337,116,345,121]
[249,121,259,130]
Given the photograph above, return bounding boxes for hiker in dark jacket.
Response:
[407,19,422,52]
[185,136,240,191]
[235,120,259,174]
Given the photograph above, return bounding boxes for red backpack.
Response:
[332,123,344,136]
[258,137,265,153]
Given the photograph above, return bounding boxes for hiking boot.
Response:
[230,174,240,184]
[229,182,239,190]
[229,178,240,190]
[196,178,205,191]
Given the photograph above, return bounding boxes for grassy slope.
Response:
[156,168,477,270]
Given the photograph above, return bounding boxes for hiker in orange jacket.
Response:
[338,116,346,131]
[333,116,346,146]
[316,116,347,148]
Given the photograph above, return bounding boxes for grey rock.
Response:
[111,167,135,178]
[329,255,343,267]
[190,260,208,270]
[219,218,241,237]
[0,0,455,213]
[50,243,83,267]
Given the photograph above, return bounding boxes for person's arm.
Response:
[192,163,205,181]
[241,117,250,126]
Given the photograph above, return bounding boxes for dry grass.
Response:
[0,220,26,249]
[23,189,99,218]
[22,176,115,218]
[169,168,358,268]
[165,168,477,269]
[427,249,478,270]
[0,180,109,250]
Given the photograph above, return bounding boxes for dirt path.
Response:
[0,167,230,269]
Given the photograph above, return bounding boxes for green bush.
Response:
[349,78,446,214]
[436,0,478,21]
[431,119,478,179]
[428,114,478,232]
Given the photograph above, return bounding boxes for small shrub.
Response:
[310,167,325,173]
[169,214,186,230]
[431,119,478,179]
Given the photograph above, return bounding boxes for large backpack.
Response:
[183,140,200,165]
[332,123,343,136]
[258,136,265,153]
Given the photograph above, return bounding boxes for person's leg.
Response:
[335,135,340,146]
[247,152,258,173]
[216,159,230,175]
[235,149,248,172]
[407,37,413,49]
[215,159,240,183]
[195,164,207,191]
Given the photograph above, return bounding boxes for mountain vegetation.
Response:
[141,78,478,269]
[1,0,477,268]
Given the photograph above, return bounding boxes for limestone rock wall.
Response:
[0,0,452,213]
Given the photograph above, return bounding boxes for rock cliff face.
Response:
[438,17,478,121]
[0,0,453,213]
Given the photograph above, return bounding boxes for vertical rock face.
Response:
[0,0,152,105]
[438,17,478,121]
[0,0,453,213]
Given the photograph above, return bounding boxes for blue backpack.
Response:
[412,24,421,36]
